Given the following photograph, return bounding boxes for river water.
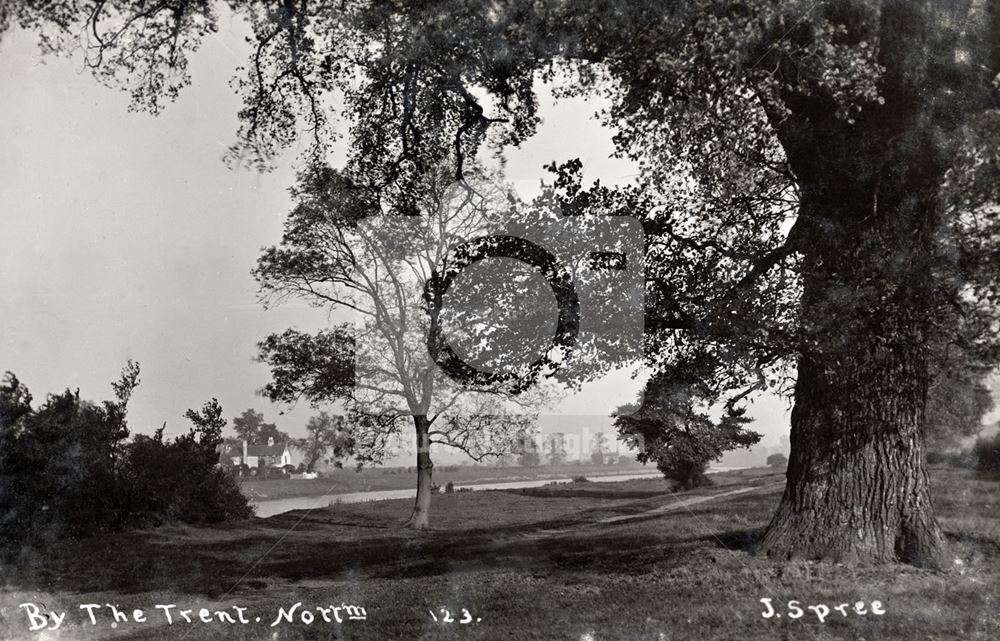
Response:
[252,467,744,518]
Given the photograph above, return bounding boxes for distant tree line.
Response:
[231,408,289,445]
[928,431,1000,474]
[970,433,1000,474]
[0,363,251,560]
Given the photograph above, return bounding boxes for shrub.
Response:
[0,368,252,559]
[119,428,253,527]
[444,481,455,493]
[659,452,714,490]
[572,475,590,483]
[925,450,949,465]
[0,382,128,547]
[614,374,760,490]
[766,453,788,469]
[971,432,1000,473]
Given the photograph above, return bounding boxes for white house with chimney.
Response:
[221,437,292,468]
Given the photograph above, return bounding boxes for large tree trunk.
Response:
[755,1,962,567]
[405,415,433,530]
[759,125,950,568]
[759,341,948,566]
[758,188,950,566]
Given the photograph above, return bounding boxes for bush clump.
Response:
[971,432,1000,473]
[766,453,788,469]
[121,427,253,527]
[614,373,760,491]
[0,365,252,560]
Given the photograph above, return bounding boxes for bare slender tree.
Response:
[255,165,540,528]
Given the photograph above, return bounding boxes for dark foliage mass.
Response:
[0,366,251,560]
[616,371,761,490]
[971,432,1000,474]
[767,453,788,469]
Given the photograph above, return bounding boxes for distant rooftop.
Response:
[246,442,288,457]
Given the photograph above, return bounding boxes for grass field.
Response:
[239,461,656,501]
[2,467,998,640]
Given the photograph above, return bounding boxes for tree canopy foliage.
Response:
[293,411,354,472]
[616,370,761,489]
[231,408,288,445]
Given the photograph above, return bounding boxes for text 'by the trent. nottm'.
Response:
[17,601,368,632]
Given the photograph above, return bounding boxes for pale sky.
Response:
[0,16,793,453]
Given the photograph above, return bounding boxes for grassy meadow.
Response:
[1,467,997,641]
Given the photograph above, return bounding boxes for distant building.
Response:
[220,437,292,468]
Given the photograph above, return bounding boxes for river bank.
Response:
[239,462,657,502]
[250,466,750,517]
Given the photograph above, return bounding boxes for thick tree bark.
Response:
[405,415,433,530]
[760,342,948,566]
[759,127,950,568]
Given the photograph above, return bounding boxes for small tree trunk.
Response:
[305,451,319,474]
[405,415,433,530]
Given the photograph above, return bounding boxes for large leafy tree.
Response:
[10,0,1000,566]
